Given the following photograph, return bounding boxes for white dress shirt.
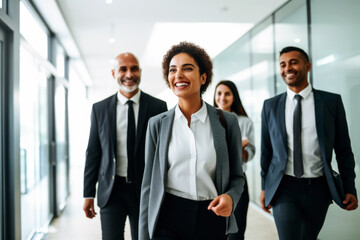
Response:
[116,90,141,177]
[285,84,323,177]
[166,102,218,200]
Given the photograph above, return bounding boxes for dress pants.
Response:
[153,193,226,240]
[228,175,249,240]
[272,175,332,240]
[100,176,139,240]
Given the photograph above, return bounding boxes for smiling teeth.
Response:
[175,83,189,87]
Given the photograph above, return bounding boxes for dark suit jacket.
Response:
[139,103,245,240]
[261,88,357,207]
[83,91,167,208]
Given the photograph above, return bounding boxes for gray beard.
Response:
[119,83,138,93]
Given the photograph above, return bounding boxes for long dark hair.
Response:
[213,80,248,117]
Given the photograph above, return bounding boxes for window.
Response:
[19,1,48,59]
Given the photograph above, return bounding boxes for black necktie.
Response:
[126,100,135,182]
[293,94,303,178]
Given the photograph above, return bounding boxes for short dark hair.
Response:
[213,80,248,117]
[162,41,213,95]
[280,46,310,62]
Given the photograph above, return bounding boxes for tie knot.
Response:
[294,94,302,102]
[126,100,133,106]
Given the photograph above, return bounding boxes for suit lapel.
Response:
[159,108,175,182]
[135,92,148,152]
[313,89,326,161]
[109,94,118,155]
[277,93,287,154]
[207,104,226,193]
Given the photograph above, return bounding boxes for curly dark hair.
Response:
[162,41,213,95]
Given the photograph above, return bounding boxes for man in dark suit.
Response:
[260,46,358,240]
[83,52,167,240]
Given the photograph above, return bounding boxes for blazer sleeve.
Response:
[260,100,273,190]
[334,96,357,197]
[139,118,157,240]
[83,105,102,198]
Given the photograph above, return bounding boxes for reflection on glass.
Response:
[19,1,48,59]
[20,45,50,240]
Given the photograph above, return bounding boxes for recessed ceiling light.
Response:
[109,37,116,43]
[106,0,113,4]
[294,38,301,43]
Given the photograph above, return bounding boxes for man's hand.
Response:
[208,194,233,217]
[83,198,97,218]
[343,193,358,211]
[260,190,272,213]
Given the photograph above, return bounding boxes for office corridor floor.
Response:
[45,166,278,240]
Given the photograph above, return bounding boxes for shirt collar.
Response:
[287,83,312,101]
[117,89,141,105]
[174,100,208,123]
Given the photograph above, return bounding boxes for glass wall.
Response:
[213,0,360,238]
[19,0,69,238]
[310,0,360,238]
[19,44,51,240]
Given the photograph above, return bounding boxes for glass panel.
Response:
[311,0,360,238]
[274,0,308,93]
[19,1,48,59]
[0,0,2,9]
[249,17,275,206]
[20,45,50,240]
[55,84,69,211]
[55,44,65,78]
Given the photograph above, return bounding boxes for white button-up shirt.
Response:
[166,102,218,200]
[285,84,323,177]
[116,90,140,177]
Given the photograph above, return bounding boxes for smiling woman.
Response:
[138,42,246,240]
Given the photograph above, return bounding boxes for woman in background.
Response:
[139,42,245,240]
[214,80,255,240]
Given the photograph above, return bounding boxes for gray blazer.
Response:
[139,103,245,240]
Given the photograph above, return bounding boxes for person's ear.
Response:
[201,73,207,85]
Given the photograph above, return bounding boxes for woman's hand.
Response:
[207,194,233,217]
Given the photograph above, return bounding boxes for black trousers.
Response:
[100,176,139,240]
[272,175,332,240]
[153,193,226,240]
[228,175,249,240]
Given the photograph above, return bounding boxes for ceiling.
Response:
[52,0,287,102]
